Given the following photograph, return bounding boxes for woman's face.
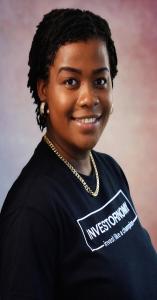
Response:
[38,38,113,157]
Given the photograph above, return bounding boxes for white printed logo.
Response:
[77,190,137,252]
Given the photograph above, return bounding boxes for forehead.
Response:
[53,39,109,70]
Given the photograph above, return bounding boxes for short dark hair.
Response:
[27,8,118,131]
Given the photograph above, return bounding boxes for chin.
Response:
[76,139,99,152]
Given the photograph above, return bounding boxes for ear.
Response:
[37,79,48,102]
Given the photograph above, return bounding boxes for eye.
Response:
[94,78,108,88]
[64,78,79,88]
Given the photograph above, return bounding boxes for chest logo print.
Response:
[77,190,137,251]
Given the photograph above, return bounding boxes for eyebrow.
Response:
[58,66,109,75]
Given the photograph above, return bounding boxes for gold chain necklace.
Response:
[43,134,99,197]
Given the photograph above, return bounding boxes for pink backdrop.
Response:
[0,0,157,248]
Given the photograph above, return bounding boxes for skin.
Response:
[37,38,113,175]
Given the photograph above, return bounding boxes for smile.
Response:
[71,115,102,130]
[72,115,101,124]
[75,117,97,124]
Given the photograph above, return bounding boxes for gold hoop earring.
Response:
[40,102,46,116]
[40,102,49,116]
[95,98,100,105]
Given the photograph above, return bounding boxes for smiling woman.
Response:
[37,39,112,166]
[0,8,157,300]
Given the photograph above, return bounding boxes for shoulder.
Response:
[93,150,130,190]
[0,139,63,218]
[92,149,121,171]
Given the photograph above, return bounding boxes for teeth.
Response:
[80,117,96,124]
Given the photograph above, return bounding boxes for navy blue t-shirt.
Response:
[0,139,157,299]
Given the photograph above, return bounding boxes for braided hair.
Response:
[27,8,118,131]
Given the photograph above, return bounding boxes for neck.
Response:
[46,132,92,176]
[70,157,92,176]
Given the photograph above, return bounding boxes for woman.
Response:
[0,8,157,300]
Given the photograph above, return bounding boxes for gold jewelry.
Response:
[40,102,46,115]
[43,134,99,197]
[40,102,49,115]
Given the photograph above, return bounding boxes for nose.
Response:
[78,83,99,108]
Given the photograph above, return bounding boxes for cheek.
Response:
[48,87,74,107]
[48,99,74,124]
[51,97,77,120]
[101,92,112,111]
